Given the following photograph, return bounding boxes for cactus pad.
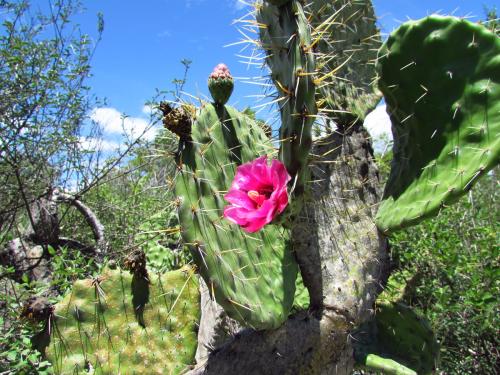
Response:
[175,102,299,329]
[46,266,200,374]
[257,0,317,192]
[308,0,382,123]
[353,301,439,375]
[376,16,500,233]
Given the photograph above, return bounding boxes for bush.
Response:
[389,171,499,374]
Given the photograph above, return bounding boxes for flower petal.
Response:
[224,189,256,210]
[223,206,250,226]
[223,156,291,232]
[242,216,268,233]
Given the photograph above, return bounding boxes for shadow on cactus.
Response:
[376,16,500,234]
[39,261,200,374]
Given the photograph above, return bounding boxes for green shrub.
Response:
[389,171,499,374]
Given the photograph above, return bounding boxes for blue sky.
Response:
[73,0,498,149]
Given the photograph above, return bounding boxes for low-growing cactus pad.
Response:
[46,266,200,374]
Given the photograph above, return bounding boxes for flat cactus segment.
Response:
[308,0,382,123]
[175,103,300,329]
[46,267,200,374]
[375,302,439,374]
[257,0,317,192]
[376,16,500,233]
[353,301,439,375]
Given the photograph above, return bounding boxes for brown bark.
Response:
[55,191,107,255]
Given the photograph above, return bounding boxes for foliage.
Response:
[376,143,499,373]
[64,127,189,269]
[0,273,49,374]
[0,0,102,244]
[0,316,52,374]
[0,244,95,374]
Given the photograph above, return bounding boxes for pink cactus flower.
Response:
[223,156,291,233]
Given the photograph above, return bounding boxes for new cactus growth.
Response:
[208,63,234,105]
[375,16,500,233]
[45,265,200,374]
[172,100,300,329]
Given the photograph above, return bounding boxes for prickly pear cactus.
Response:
[46,266,200,374]
[208,63,234,106]
[173,101,299,330]
[353,269,440,375]
[376,16,500,233]
[353,300,439,375]
[308,0,382,123]
[256,0,317,193]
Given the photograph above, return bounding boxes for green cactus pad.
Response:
[175,103,299,329]
[308,0,382,123]
[376,16,500,233]
[46,266,200,374]
[257,0,317,192]
[353,301,439,375]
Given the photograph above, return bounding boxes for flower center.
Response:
[247,190,266,207]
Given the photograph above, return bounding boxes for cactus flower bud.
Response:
[208,63,234,105]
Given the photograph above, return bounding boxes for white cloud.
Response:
[142,104,158,116]
[363,104,393,153]
[78,136,119,152]
[90,107,158,141]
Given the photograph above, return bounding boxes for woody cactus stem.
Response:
[256,0,317,194]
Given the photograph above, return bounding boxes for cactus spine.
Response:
[308,0,382,125]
